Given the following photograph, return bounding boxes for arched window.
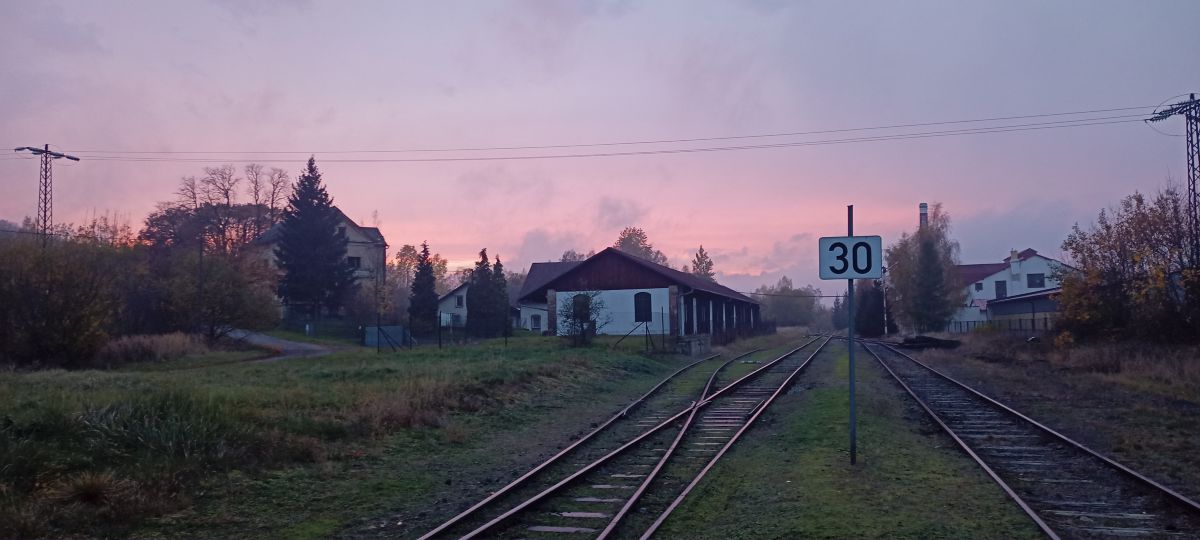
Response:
[634,292,652,322]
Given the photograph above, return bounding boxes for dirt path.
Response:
[228,329,334,362]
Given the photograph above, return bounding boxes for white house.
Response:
[949,248,1067,331]
[437,283,469,328]
[517,248,761,351]
[515,261,582,334]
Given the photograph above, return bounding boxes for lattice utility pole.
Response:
[13,145,80,245]
[1146,94,1200,262]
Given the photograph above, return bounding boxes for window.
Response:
[994,280,1007,299]
[1027,273,1045,288]
[974,282,983,291]
[572,294,592,320]
[451,313,462,327]
[531,314,541,332]
[347,256,361,269]
[634,292,652,322]
[455,295,464,308]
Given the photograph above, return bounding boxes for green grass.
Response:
[655,341,1042,540]
[0,335,752,539]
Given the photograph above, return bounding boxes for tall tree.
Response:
[275,157,355,317]
[690,245,716,281]
[614,227,669,266]
[407,242,439,335]
[493,255,513,337]
[884,203,965,333]
[854,279,887,337]
[831,292,849,331]
[560,249,593,262]
[465,249,495,338]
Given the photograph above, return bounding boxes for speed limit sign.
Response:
[818,236,883,280]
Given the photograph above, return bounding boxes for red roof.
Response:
[956,263,1008,285]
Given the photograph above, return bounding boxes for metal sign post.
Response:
[819,206,882,466]
[847,205,856,465]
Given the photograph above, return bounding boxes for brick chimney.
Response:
[1009,249,1020,275]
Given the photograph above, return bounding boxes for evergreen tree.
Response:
[690,245,716,281]
[407,242,439,335]
[275,157,354,317]
[493,255,513,337]
[831,293,849,330]
[855,279,886,337]
[465,249,494,338]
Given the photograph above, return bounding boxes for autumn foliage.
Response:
[1058,187,1200,341]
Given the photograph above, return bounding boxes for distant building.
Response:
[949,248,1067,333]
[253,207,388,315]
[437,282,469,329]
[517,247,761,352]
[436,282,522,331]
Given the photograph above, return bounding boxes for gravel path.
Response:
[227,329,333,362]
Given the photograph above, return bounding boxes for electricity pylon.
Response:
[1146,94,1200,262]
[13,145,80,245]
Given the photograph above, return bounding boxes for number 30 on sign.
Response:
[818,236,883,280]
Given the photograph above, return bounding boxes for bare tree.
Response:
[557,290,611,346]
[266,167,290,223]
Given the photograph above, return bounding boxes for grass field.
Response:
[656,341,1042,540]
[0,332,795,539]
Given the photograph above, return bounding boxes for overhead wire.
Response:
[59,115,1146,164]
[64,104,1156,155]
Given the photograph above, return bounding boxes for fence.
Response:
[946,317,1057,335]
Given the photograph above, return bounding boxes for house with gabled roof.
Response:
[949,248,1068,332]
[516,248,761,350]
[252,206,388,317]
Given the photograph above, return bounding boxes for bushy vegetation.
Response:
[885,203,965,333]
[1058,186,1200,342]
[95,333,208,367]
[0,338,670,538]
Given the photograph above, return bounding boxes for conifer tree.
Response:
[465,249,494,338]
[275,157,354,317]
[690,245,716,281]
[407,241,439,335]
[493,255,513,337]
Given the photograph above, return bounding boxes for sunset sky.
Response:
[3,0,1199,294]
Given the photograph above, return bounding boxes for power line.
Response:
[61,116,1143,165]
[65,104,1156,155]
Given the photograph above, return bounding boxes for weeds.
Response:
[94,333,208,368]
[0,337,674,538]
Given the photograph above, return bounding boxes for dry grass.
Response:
[94,333,208,367]
[926,331,1200,402]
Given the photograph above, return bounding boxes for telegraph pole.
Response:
[13,145,80,246]
[1146,94,1200,262]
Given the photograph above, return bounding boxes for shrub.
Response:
[94,333,207,367]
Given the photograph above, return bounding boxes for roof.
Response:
[988,287,1061,305]
[955,248,1072,286]
[438,282,469,303]
[956,263,1008,285]
[253,206,387,246]
[519,248,757,304]
[517,261,583,301]
[1004,248,1040,262]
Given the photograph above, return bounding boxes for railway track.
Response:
[865,341,1200,540]
[418,335,829,540]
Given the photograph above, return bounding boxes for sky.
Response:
[2,0,1199,295]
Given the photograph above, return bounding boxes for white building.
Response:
[516,248,761,351]
[437,283,469,328]
[949,248,1067,331]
